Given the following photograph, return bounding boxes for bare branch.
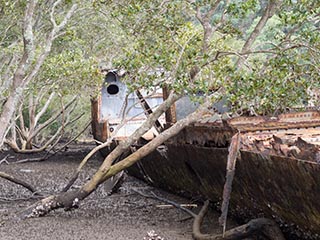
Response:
[49,0,62,29]
[54,1,78,34]
[12,0,37,88]
[193,0,226,52]
[23,2,78,86]
[34,92,56,126]
[30,96,78,140]
[50,120,91,156]
[0,155,10,165]
[17,103,27,138]
[28,94,36,131]
[0,171,40,195]
[236,0,278,69]
[61,133,117,192]
[100,96,216,183]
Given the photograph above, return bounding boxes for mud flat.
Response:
[0,143,231,240]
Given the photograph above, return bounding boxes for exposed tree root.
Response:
[0,171,40,195]
[10,122,90,165]
[13,120,91,165]
[132,189,197,218]
[193,201,285,240]
[133,190,285,240]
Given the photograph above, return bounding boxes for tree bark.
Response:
[0,171,39,195]
[0,89,22,147]
[236,0,278,68]
[0,1,77,149]
[0,0,37,147]
[18,95,214,219]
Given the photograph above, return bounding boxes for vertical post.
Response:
[162,85,177,124]
[91,97,109,143]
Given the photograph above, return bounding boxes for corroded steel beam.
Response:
[91,97,109,143]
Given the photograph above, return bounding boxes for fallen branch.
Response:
[156,204,197,209]
[0,171,41,195]
[15,157,46,164]
[16,190,86,220]
[132,189,196,218]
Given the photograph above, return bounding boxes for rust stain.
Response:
[126,112,320,238]
[91,97,109,143]
[162,85,177,124]
[92,98,320,238]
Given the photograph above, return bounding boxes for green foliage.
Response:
[2,0,320,145]
[109,0,319,115]
[111,1,207,95]
[227,0,259,18]
[35,49,101,96]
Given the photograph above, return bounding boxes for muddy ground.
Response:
[0,143,236,240]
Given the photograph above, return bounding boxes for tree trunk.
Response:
[236,0,278,68]
[18,97,214,219]
[0,90,21,147]
[0,1,77,149]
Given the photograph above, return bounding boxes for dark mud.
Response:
[0,143,232,240]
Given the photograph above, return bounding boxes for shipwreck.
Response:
[92,71,320,239]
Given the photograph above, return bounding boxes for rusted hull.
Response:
[91,85,320,238]
[127,125,320,239]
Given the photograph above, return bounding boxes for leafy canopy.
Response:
[105,0,320,115]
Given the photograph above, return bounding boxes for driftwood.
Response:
[133,190,285,240]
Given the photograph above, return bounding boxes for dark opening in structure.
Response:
[107,84,119,95]
[105,72,117,83]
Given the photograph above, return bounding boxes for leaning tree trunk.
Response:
[18,96,214,219]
